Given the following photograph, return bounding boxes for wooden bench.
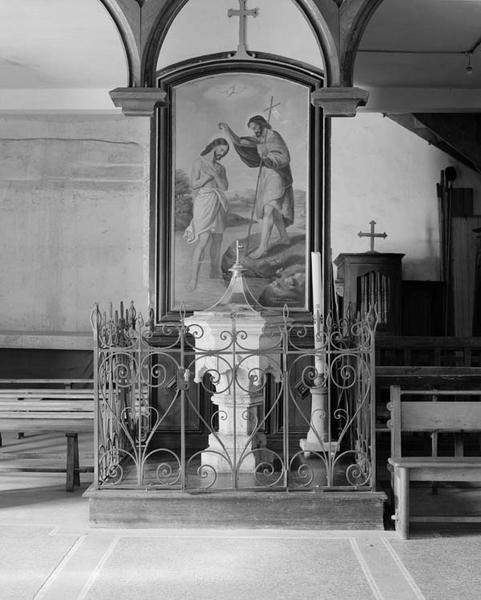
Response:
[387,385,481,538]
[0,380,94,492]
[0,332,94,491]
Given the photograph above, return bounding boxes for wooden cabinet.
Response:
[334,252,404,335]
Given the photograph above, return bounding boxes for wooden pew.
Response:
[387,385,481,538]
[0,332,94,491]
[0,379,94,491]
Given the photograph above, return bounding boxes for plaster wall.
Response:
[0,114,150,332]
[2,111,481,333]
[331,113,481,281]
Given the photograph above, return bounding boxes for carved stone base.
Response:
[299,438,339,459]
[201,401,266,473]
[201,433,260,473]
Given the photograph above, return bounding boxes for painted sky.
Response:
[174,73,310,194]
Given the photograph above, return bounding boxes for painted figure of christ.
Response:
[183,138,230,290]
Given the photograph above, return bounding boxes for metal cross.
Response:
[358,220,387,252]
[228,0,259,58]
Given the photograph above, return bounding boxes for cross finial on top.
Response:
[228,0,259,59]
[358,220,387,252]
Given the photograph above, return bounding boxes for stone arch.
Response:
[341,0,385,87]
[296,0,340,86]
[100,0,142,87]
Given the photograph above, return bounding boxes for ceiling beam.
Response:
[389,113,481,173]
[414,113,481,172]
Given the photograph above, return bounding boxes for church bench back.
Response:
[376,336,481,367]
[377,366,481,390]
[389,385,481,458]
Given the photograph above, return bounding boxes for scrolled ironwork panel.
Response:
[92,303,377,492]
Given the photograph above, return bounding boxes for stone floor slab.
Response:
[0,525,80,600]
[83,536,376,600]
[388,535,481,600]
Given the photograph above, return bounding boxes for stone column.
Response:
[204,369,264,473]
[185,250,285,474]
[185,310,283,474]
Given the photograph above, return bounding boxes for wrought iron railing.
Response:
[91,303,377,492]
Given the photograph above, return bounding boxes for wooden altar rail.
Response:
[0,331,94,490]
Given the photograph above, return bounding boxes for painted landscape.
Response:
[173,171,307,309]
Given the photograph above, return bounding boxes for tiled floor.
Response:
[1,432,481,600]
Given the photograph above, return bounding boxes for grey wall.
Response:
[0,114,150,332]
[331,113,481,281]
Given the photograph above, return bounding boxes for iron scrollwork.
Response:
[91,303,377,492]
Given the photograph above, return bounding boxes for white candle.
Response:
[310,251,322,317]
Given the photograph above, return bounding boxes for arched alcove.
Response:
[157,0,324,71]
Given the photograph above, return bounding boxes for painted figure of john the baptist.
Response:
[219,113,294,259]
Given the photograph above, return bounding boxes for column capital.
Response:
[311,86,369,117]
[109,87,168,117]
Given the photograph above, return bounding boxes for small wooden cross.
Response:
[358,220,387,252]
[228,0,259,58]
